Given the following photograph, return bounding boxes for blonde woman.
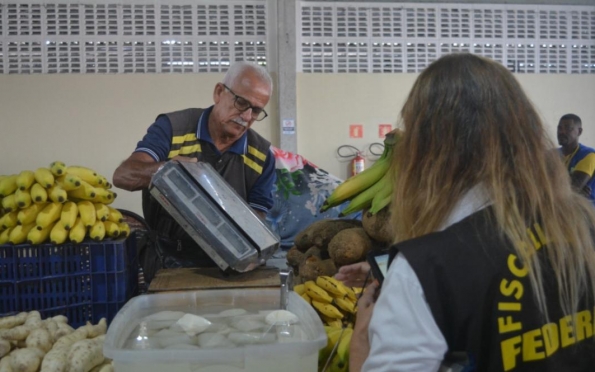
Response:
[339,54,595,371]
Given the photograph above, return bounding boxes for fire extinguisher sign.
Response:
[379,124,393,138]
[350,124,363,138]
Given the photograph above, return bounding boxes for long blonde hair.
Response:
[391,53,595,316]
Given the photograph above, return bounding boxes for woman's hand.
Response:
[349,280,380,372]
[334,262,371,287]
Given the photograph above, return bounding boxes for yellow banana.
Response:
[98,176,111,189]
[14,189,32,209]
[31,183,48,204]
[343,287,357,302]
[93,203,109,221]
[36,202,63,229]
[118,222,130,238]
[333,297,356,314]
[49,161,67,176]
[317,276,348,297]
[0,211,18,230]
[77,201,96,228]
[1,194,18,212]
[91,188,114,204]
[17,203,45,226]
[50,221,68,244]
[336,327,353,362]
[107,206,123,223]
[353,287,363,295]
[0,175,18,197]
[27,222,55,245]
[322,316,343,329]
[66,180,96,200]
[305,280,333,303]
[89,220,106,241]
[69,218,87,243]
[319,328,345,369]
[293,283,305,296]
[34,168,54,189]
[8,223,36,244]
[48,185,67,203]
[0,227,12,244]
[56,174,82,191]
[103,220,120,238]
[65,166,100,186]
[312,300,344,319]
[16,170,35,191]
[60,201,78,230]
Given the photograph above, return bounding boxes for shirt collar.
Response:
[197,105,248,155]
[438,184,491,231]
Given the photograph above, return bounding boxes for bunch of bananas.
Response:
[294,276,362,372]
[0,162,130,245]
[320,130,402,217]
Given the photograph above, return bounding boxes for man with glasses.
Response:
[113,61,276,282]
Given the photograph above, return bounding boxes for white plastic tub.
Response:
[103,289,327,372]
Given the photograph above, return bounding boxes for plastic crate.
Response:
[0,236,138,328]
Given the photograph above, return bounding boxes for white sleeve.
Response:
[361,253,448,372]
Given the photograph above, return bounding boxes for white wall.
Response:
[297,73,595,180]
[1,72,593,215]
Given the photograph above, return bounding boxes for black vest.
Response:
[389,208,595,372]
[142,108,271,265]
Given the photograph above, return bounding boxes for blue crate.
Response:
[0,236,138,328]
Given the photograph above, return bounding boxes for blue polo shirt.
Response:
[135,106,276,212]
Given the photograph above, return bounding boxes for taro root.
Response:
[362,207,394,244]
[286,246,306,268]
[299,256,337,282]
[294,219,361,252]
[328,227,373,266]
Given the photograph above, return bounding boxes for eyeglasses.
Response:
[222,84,268,121]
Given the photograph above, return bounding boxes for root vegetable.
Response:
[53,323,74,341]
[41,327,88,372]
[0,354,14,372]
[0,338,12,358]
[0,313,27,330]
[23,312,42,329]
[67,335,105,372]
[25,328,52,353]
[10,347,45,372]
[362,207,393,244]
[50,316,67,324]
[298,257,337,282]
[43,320,58,343]
[84,319,106,338]
[303,246,323,260]
[286,246,305,268]
[328,227,373,266]
[0,326,32,342]
[294,219,360,252]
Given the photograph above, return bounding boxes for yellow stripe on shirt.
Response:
[247,145,267,161]
[172,133,198,145]
[573,153,595,177]
[242,155,263,174]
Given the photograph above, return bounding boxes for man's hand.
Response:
[349,280,380,372]
[171,155,198,163]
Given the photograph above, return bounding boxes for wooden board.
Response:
[148,266,281,292]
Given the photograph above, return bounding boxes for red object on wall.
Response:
[379,124,393,138]
[351,152,365,176]
[350,124,363,138]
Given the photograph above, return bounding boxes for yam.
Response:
[0,338,11,358]
[0,354,14,372]
[10,347,45,372]
[362,207,394,244]
[0,325,31,342]
[286,246,305,269]
[298,257,337,282]
[303,246,323,259]
[25,328,52,353]
[84,319,107,338]
[40,327,88,372]
[294,220,328,251]
[50,316,68,324]
[294,219,361,252]
[0,313,27,330]
[67,335,105,372]
[328,227,372,266]
[23,312,42,329]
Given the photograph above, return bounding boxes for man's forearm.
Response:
[113,159,164,191]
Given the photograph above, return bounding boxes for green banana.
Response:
[369,192,393,215]
[320,156,391,212]
[337,172,391,217]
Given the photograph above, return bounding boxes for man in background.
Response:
[557,113,595,204]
